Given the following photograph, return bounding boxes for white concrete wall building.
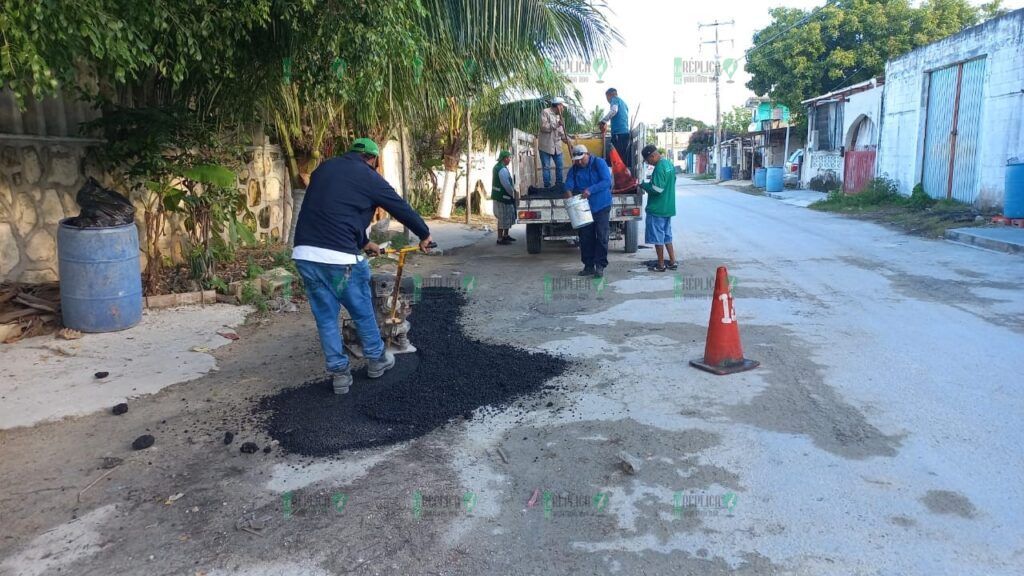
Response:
[877,9,1024,207]
[801,79,884,189]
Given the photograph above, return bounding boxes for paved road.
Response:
[2,179,1022,575]
[447,179,1024,575]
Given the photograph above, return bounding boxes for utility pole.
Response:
[465,102,472,225]
[699,19,733,180]
[671,91,676,163]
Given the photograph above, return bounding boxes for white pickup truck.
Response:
[509,126,646,255]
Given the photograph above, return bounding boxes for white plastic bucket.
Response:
[564,195,594,229]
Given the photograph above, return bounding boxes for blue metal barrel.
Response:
[754,167,766,188]
[57,220,143,332]
[1005,161,1024,218]
[766,166,784,192]
[721,166,734,180]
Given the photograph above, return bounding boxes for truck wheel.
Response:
[624,220,639,253]
[527,224,543,254]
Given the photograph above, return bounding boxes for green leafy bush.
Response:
[907,183,936,211]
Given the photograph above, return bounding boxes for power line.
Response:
[698,19,734,180]
[743,0,842,62]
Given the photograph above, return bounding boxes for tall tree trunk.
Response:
[437,153,460,219]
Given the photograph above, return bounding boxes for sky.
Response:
[569,0,1024,129]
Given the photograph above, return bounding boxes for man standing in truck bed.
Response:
[599,88,631,163]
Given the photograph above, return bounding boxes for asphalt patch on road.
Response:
[259,288,569,456]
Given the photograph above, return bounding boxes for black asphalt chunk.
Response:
[95,371,109,379]
[112,403,128,416]
[223,431,234,445]
[131,434,154,450]
[240,442,259,454]
[259,288,569,456]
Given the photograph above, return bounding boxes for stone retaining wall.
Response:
[0,137,291,283]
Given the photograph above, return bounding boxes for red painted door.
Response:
[843,150,876,194]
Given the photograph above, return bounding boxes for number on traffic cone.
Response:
[690,266,759,375]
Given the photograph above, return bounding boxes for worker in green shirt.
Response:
[640,145,677,272]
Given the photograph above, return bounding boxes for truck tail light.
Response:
[617,207,641,217]
[518,211,540,219]
[791,164,798,173]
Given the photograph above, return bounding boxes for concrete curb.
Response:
[944,228,1024,255]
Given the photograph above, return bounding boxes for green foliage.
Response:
[720,106,751,137]
[207,276,230,294]
[810,177,903,210]
[693,173,715,181]
[246,256,265,281]
[745,0,986,127]
[659,117,707,132]
[239,279,268,313]
[687,130,715,153]
[409,188,441,216]
[907,182,936,211]
[0,0,274,104]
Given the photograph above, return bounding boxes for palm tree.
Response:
[406,0,619,217]
[252,0,619,216]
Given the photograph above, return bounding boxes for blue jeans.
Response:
[578,206,610,269]
[295,259,384,373]
[539,151,563,187]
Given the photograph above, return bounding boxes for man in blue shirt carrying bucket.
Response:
[564,144,612,279]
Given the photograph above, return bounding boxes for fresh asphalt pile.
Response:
[259,288,569,456]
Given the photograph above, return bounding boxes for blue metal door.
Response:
[921,58,986,202]
[922,66,957,199]
[950,58,986,203]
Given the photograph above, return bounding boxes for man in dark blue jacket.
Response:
[564,144,612,278]
[293,138,432,394]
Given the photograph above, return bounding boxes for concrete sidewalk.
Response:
[0,304,249,429]
[387,218,493,250]
[766,188,828,207]
[946,226,1024,254]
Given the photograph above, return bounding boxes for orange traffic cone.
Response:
[690,266,760,375]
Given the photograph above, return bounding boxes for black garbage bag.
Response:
[65,178,136,228]
[526,182,565,198]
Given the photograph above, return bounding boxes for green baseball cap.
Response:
[350,138,380,156]
[498,150,511,160]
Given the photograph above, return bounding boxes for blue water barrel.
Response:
[1006,161,1024,218]
[721,166,734,180]
[766,166,784,192]
[58,220,143,332]
[754,167,767,188]
[688,153,695,174]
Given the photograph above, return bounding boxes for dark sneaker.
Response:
[367,350,395,378]
[594,266,605,278]
[648,263,667,272]
[506,237,517,242]
[578,266,595,276]
[666,260,678,270]
[497,237,512,245]
[332,369,353,394]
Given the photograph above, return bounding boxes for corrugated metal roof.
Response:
[801,77,885,106]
